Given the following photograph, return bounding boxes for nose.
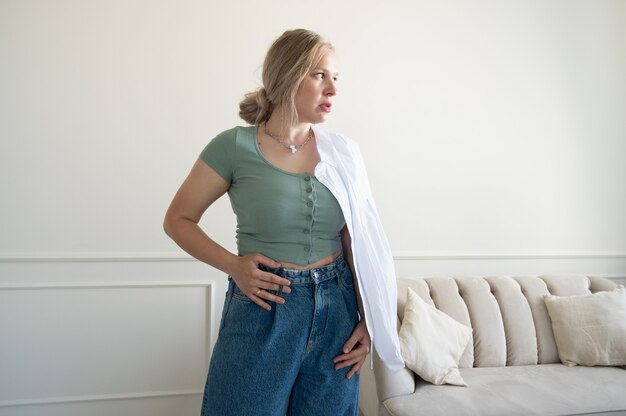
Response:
[325,79,337,96]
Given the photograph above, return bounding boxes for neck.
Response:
[265,109,311,145]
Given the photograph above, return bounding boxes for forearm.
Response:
[164,216,238,276]
[346,254,366,320]
[335,226,371,377]
[341,228,365,320]
[165,203,289,311]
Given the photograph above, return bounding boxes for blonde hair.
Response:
[239,29,334,126]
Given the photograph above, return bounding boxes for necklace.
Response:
[263,124,313,154]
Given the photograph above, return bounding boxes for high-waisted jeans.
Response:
[201,254,360,416]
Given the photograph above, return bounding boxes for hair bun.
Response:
[239,87,273,125]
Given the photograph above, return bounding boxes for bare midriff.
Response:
[278,250,342,270]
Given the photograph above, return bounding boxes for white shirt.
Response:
[313,124,405,372]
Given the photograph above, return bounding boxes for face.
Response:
[294,49,339,124]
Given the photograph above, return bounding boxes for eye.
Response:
[312,72,338,82]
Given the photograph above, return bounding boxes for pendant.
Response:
[290,145,297,154]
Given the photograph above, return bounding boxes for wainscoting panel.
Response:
[0,273,214,416]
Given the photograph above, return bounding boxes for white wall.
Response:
[1,1,625,415]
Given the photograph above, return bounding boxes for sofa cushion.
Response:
[544,285,626,367]
[514,276,560,364]
[380,364,626,416]
[425,277,474,368]
[455,277,507,367]
[485,276,538,366]
[398,288,472,386]
[541,274,592,296]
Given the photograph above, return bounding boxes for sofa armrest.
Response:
[372,346,415,402]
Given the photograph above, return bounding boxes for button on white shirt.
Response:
[312,124,405,373]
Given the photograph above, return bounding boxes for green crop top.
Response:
[199,125,345,266]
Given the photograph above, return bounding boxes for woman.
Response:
[164,29,402,416]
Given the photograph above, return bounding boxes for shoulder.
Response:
[200,126,256,181]
[212,125,254,142]
[201,126,249,158]
[204,125,257,153]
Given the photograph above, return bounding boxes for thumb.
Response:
[342,332,360,354]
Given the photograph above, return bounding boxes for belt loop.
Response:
[312,270,320,284]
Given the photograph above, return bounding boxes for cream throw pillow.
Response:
[399,287,473,386]
[544,285,626,367]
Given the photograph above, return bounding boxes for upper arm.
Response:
[166,128,237,224]
[340,225,352,255]
[165,158,230,225]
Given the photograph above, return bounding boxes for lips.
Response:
[320,103,332,113]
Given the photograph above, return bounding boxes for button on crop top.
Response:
[199,126,346,266]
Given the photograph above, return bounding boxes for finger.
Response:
[248,293,272,311]
[342,332,364,354]
[256,274,291,294]
[338,351,366,367]
[333,343,369,363]
[346,360,365,379]
[256,280,282,293]
[335,357,361,370]
[249,279,290,298]
[255,289,286,305]
[336,355,364,371]
[260,271,292,293]
[334,350,367,368]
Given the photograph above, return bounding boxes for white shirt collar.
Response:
[312,124,339,169]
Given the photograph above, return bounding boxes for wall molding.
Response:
[393,251,626,261]
[0,389,203,408]
[0,280,214,290]
[0,252,198,263]
[1,250,625,263]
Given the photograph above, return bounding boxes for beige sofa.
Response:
[360,275,626,416]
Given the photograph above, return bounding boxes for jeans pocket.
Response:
[230,278,253,303]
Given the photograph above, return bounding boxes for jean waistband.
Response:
[258,254,346,285]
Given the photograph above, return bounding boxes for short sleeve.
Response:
[199,127,237,183]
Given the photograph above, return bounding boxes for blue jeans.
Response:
[201,254,360,416]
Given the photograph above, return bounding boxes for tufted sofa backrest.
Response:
[396,275,617,368]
